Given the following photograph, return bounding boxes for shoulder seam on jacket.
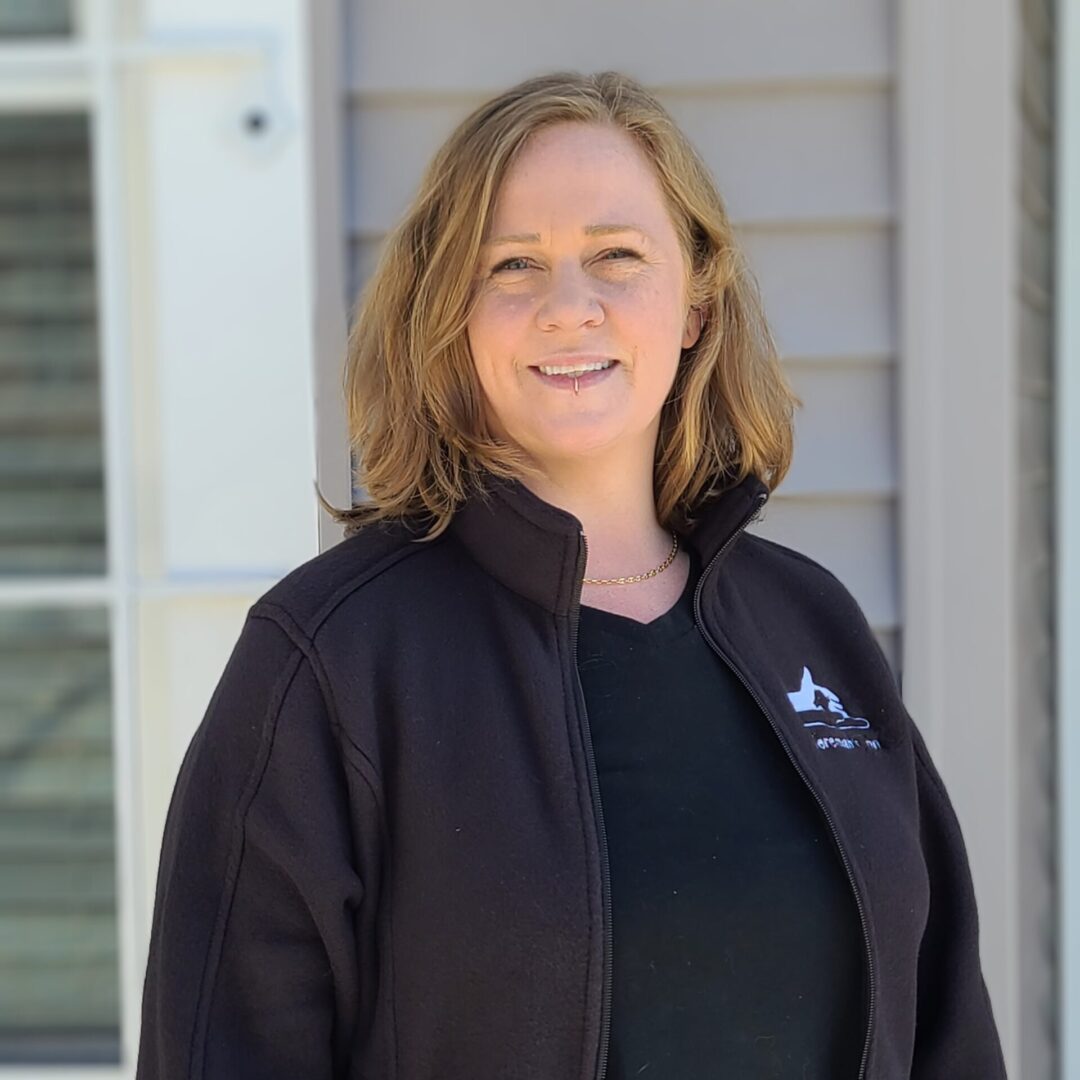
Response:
[250,602,385,791]
[308,535,446,637]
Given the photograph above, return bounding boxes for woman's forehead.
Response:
[486,127,672,238]
[502,123,654,186]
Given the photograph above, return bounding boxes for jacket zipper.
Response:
[569,528,613,1080]
[691,491,876,1080]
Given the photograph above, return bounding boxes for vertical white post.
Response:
[300,0,350,552]
[897,0,1020,1069]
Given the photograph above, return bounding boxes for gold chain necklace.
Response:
[582,531,680,586]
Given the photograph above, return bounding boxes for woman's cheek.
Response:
[475,289,537,334]
[597,271,668,310]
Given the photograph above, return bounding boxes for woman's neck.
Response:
[520,450,676,584]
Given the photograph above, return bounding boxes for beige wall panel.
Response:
[664,88,894,224]
[343,0,892,95]
[740,226,895,358]
[783,362,897,496]
[345,98,486,235]
[346,88,895,236]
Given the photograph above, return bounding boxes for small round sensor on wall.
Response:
[221,74,295,163]
[242,108,270,136]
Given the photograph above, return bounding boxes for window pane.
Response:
[0,112,105,576]
[0,605,120,1064]
[0,0,73,38]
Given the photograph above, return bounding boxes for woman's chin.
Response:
[517,424,631,465]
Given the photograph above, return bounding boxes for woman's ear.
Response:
[682,306,704,350]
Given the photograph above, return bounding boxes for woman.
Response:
[136,71,1006,1079]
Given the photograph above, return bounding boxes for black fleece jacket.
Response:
[136,470,1007,1079]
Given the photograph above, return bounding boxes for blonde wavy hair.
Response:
[317,69,800,541]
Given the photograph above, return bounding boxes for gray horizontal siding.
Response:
[342,0,891,96]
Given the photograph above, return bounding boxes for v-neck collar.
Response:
[576,544,700,643]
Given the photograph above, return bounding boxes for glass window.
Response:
[0,111,119,1065]
[0,113,105,577]
[0,0,73,39]
[0,607,119,1064]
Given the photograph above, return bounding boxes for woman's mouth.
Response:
[530,359,618,393]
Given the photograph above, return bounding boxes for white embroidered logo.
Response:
[786,667,881,751]
[786,666,870,730]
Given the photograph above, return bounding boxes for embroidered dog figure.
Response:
[786,666,870,730]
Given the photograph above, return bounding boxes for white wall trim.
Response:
[1058,0,1079,1074]
[83,1,144,1067]
[897,0,1020,1073]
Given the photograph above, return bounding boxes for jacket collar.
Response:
[448,468,770,617]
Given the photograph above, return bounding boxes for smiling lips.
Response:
[530,356,620,395]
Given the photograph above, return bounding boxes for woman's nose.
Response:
[535,261,604,331]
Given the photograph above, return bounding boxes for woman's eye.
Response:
[492,257,531,274]
[490,248,640,275]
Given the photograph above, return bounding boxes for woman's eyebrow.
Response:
[483,224,652,246]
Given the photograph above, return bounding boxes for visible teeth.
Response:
[537,360,615,376]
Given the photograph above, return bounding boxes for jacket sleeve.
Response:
[906,715,1008,1078]
[136,607,367,1079]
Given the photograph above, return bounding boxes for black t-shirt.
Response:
[576,544,865,1079]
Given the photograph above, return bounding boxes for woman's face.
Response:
[466,121,701,472]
